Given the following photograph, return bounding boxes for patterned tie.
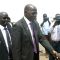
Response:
[4,27,12,60]
[30,22,37,53]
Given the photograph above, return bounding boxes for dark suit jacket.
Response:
[0,23,12,60]
[12,17,53,60]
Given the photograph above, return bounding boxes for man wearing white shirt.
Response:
[41,13,51,56]
[49,14,60,60]
[41,13,51,39]
[0,12,13,60]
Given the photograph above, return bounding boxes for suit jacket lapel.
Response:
[21,18,39,51]
[21,18,32,40]
[0,30,8,52]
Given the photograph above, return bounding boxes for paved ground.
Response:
[39,43,49,60]
[39,53,49,60]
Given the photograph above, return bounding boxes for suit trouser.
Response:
[8,56,13,60]
[49,41,60,60]
[33,52,39,60]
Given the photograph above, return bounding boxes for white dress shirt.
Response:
[50,24,60,41]
[41,21,50,35]
[24,16,35,41]
[0,25,11,52]
[24,16,37,53]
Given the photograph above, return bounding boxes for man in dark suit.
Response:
[12,4,60,60]
[0,12,13,60]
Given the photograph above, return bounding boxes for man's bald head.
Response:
[0,12,10,21]
[0,12,10,26]
[0,12,8,18]
[24,4,37,21]
[24,4,37,12]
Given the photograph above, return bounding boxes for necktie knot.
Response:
[30,21,33,25]
[4,27,7,30]
[30,22,36,31]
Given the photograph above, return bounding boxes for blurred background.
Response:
[0,0,60,24]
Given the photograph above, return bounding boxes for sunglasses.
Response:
[31,12,37,15]
[3,17,10,20]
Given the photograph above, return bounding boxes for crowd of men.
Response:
[0,4,60,60]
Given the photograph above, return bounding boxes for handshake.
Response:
[52,50,60,60]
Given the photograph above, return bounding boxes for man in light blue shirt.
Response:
[41,13,51,57]
[41,13,50,36]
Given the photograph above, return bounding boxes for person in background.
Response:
[0,12,13,60]
[49,14,60,60]
[12,4,60,60]
[41,13,50,27]
[40,13,51,57]
[41,13,51,42]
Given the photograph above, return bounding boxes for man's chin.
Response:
[2,23,7,27]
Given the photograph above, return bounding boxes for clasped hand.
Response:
[55,53,60,60]
[52,50,60,60]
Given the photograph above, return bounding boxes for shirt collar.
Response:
[44,21,48,23]
[0,25,5,30]
[0,25,7,30]
[24,16,31,25]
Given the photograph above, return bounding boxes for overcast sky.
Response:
[0,0,60,24]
